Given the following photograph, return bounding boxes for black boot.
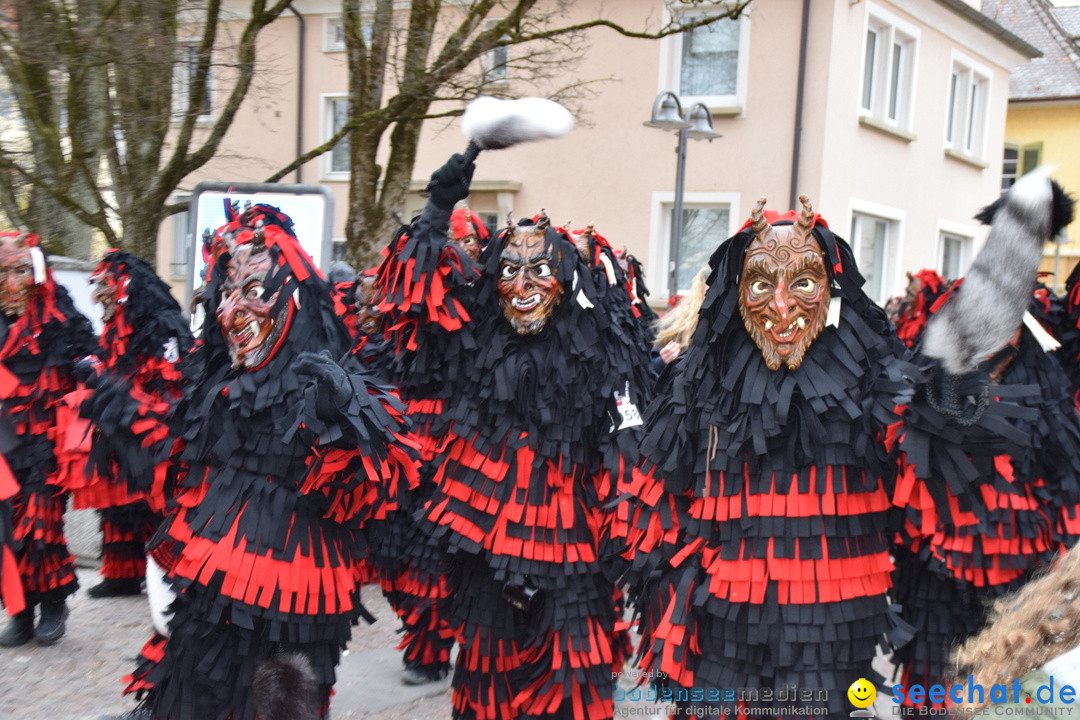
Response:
[88,577,143,598]
[0,606,35,647]
[35,599,68,645]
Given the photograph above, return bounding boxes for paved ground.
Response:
[0,561,896,720]
[0,567,457,720]
[0,567,674,720]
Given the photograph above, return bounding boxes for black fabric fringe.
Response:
[377,199,654,719]
[1,281,96,605]
[131,232,414,720]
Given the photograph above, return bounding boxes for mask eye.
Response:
[793,278,816,292]
[500,264,517,279]
[750,280,771,295]
[244,283,265,301]
[534,263,553,278]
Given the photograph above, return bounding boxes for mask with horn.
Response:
[737,194,831,371]
[497,211,564,335]
[215,216,296,371]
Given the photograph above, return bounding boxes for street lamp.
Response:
[644,91,722,299]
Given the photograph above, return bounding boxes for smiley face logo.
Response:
[847,678,876,709]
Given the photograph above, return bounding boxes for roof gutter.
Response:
[934,0,1042,59]
[789,0,811,211]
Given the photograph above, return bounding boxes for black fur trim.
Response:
[975,178,1075,239]
[253,653,320,720]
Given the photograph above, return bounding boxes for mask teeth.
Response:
[764,320,774,331]
[797,317,806,330]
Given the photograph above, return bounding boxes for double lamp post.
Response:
[643,90,722,300]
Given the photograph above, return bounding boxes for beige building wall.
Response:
[815,0,1023,296]
[157,0,1032,309]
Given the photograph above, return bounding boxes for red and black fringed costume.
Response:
[0,231,97,644]
[332,266,450,683]
[0,450,23,616]
[376,153,654,720]
[891,294,1080,698]
[571,227,659,358]
[62,250,193,597]
[890,269,948,349]
[614,248,659,349]
[121,204,417,720]
[621,203,919,718]
[888,174,1080,701]
[1053,260,1080,403]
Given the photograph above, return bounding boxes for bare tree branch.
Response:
[308,0,754,269]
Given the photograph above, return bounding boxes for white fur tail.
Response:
[921,168,1074,374]
[461,96,574,151]
[145,556,175,637]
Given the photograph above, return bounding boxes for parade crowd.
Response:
[4,112,1080,720]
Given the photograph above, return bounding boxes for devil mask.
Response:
[0,234,37,318]
[216,242,292,370]
[738,195,830,371]
[449,208,489,263]
[90,268,124,323]
[452,228,482,263]
[353,275,384,336]
[497,220,564,335]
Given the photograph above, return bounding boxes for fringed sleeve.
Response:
[67,371,174,513]
[892,330,1080,694]
[376,204,481,352]
[291,358,419,527]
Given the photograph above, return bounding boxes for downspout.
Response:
[789,0,811,210]
[288,4,305,184]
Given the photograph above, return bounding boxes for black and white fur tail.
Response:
[921,167,1075,374]
[461,96,574,151]
[253,653,320,720]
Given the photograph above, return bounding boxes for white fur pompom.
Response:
[146,555,176,636]
[461,96,574,150]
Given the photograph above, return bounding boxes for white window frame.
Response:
[321,93,350,181]
[858,4,919,132]
[1001,143,1020,192]
[480,18,509,86]
[171,199,192,280]
[324,15,347,52]
[657,3,750,113]
[945,51,991,161]
[173,39,213,121]
[849,200,905,306]
[936,220,976,281]
[477,211,500,240]
[324,13,373,53]
[649,191,739,298]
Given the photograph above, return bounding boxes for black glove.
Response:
[293,350,351,406]
[425,153,475,210]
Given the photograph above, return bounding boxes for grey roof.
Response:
[982,0,1080,100]
[1056,6,1080,39]
[939,0,1041,57]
